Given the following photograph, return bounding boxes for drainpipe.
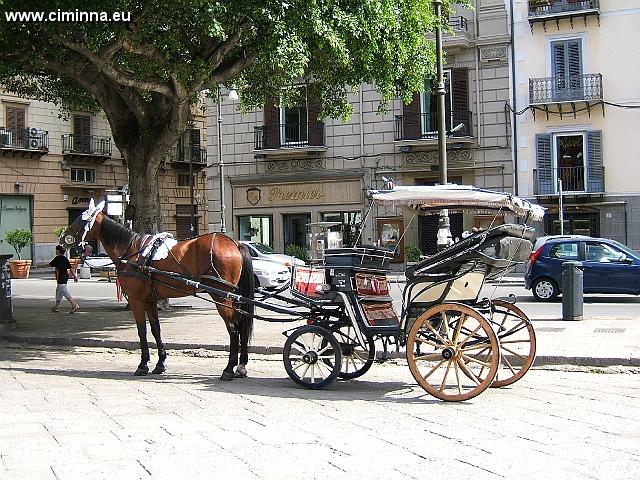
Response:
[509,0,519,195]
[474,0,482,149]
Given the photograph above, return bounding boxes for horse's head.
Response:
[61,199,106,247]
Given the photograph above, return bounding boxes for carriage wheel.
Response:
[283,325,342,389]
[322,325,376,380]
[406,303,499,402]
[488,300,537,388]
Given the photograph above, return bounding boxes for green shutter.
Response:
[536,134,553,195]
[587,130,603,192]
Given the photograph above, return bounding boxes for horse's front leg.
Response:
[147,302,167,374]
[131,301,150,376]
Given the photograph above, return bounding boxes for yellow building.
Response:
[0,92,209,265]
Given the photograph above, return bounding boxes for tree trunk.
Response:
[127,152,164,234]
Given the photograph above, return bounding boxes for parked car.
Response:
[524,236,640,301]
[240,241,305,269]
[252,258,291,290]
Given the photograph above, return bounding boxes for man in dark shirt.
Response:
[49,245,79,313]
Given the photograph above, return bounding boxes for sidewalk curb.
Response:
[2,334,638,367]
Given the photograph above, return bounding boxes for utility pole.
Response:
[435,0,452,250]
[217,85,227,233]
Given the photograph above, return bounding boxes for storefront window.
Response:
[238,215,273,247]
[321,211,362,247]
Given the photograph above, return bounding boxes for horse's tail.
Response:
[235,242,254,345]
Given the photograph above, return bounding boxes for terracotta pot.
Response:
[69,258,81,272]
[9,260,32,279]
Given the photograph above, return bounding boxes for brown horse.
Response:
[62,202,254,380]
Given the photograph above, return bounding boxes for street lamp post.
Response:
[215,85,239,234]
[434,0,452,250]
[217,85,227,233]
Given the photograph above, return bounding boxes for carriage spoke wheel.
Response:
[283,325,342,389]
[406,303,499,402]
[488,300,537,388]
[322,325,376,380]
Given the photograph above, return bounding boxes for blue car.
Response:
[524,236,640,301]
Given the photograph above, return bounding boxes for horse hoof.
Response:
[151,365,166,374]
[220,370,235,381]
[235,366,247,378]
[134,367,149,376]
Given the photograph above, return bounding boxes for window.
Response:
[551,39,583,102]
[585,243,625,263]
[321,212,362,247]
[175,204,198,239]
[535,131,603,194]
[71,168,95,183]
[73,114,91,153]
[238,215,273,246]
[176,129,201,162]
[422,71,451,135]
[280,87,308,146]
[3,104,26,147]
[177,174,193,187]
[549,242,579,260]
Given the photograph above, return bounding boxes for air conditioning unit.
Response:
[0,131,13,147]
[29,138,39,149]
[29,127,39,137]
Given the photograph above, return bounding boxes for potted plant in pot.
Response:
[405,244,422,268]
[5,228,33,278]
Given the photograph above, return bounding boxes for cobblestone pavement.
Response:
[1,342,639,480]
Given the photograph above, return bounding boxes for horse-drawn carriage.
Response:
[63,185,544,402]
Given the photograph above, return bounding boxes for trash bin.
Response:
[562,261,583,321]
[0,254,14,326]
[78,266,91,279]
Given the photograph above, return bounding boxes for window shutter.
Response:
[307,86,323,146]
[6,105,26,132]
[535,134,553,195]
[264,99,280,148]
[190,128,201,161]
[73,115,91,152]
[586,130,603,192]
[403,93,422,140]
[451,69,469,135]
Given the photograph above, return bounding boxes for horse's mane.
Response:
[99,215,144,252]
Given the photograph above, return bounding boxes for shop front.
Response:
[232,179,363,253]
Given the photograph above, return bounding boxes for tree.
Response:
[0,0,451,232]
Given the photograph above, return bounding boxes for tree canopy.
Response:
[0,0,453,231]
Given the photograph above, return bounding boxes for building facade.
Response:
[207,0,517,261]
[513,0,640,249]
[0,92,209,264]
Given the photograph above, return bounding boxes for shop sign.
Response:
[234,180,361,208]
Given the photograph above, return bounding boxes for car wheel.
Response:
[532,278,558,301]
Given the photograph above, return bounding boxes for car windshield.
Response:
[252,243,276,254]
[606,239,638,258]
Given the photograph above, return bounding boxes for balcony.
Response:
[166,144,207,170]
[0,127,49,158]
[529,74,603,119]
[528,0,600,31]
[254,122,326,155]
[62,134,112,163]
[533,165,604,195]
[394,110,473,143]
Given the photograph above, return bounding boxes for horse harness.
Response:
[117,233,240,302]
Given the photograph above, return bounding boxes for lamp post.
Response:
[434,0,452,250]
[215,86,238,233]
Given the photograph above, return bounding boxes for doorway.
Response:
[0,195,32,260]
[377,218,405,263]
[283,213,310,250]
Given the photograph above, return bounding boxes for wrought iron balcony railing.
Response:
[529,73,603,104]
[448,16,468,31]
[533,165,604,195]
[254,122,325,150]
[528,0,600,18]
[167,144,207,165]
[394,110,473,141]
[62,134,112,156]
[0,127,49,150]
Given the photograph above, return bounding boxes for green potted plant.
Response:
[284,244,311,264]
[53,226,66,241]
[5,228,33,278]
[405,244,422,266]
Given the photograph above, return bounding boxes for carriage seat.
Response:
[407,224,534,278]
[291,265,338,303]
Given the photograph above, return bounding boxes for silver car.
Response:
[240,241,305,270]
[252,258,291,289]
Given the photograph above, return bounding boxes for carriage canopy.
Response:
[367,184,545,222]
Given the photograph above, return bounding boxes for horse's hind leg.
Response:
[236,319,249,378]
[147,302,167,374]
[131,301,150,376]
[220,301,239,381]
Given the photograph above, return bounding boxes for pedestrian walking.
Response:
[49,245,80,313]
